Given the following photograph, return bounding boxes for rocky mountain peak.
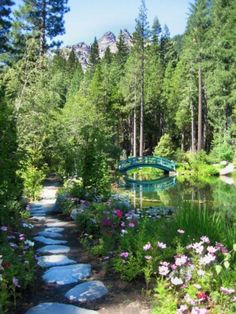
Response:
[62,29,132,70]
[98,31,117,57]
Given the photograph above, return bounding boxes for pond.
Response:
[117,172,236,220]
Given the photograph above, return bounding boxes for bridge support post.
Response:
[164,170,169,176]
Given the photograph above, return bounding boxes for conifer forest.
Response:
[0,0,236,313]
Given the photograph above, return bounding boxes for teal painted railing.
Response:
[118,156,176,173]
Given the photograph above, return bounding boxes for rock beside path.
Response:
[25,302,98,314]
[220,163,234,176]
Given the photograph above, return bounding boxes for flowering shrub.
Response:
[153,233,236,313]
[0,222,36,312]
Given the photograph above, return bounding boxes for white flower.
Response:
[200,236,210,243]
[175,255,188,266]
[171,277,183,286]
[197,269,205,277]
[157,241,167,249]
[199,253,216,265]
[207,246,218,254]
[158,265,169,276]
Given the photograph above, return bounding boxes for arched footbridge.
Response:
[118,156,176,174]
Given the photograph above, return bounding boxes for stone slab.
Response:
[25,302,98,314]
[46,221,70,227]
[65,281,108,303]
[37,245,70,255]
[34,236,67,245]
[37,231,63,239]
[44,227,65,233]
[43,264,91,285]
[37,255,76,268]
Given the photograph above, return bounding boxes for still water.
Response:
[117,174,236,220]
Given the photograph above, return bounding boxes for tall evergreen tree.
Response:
[0,0,14,56]
[133,0,150,156]
[89,37,100,68]
[12,0,69,57]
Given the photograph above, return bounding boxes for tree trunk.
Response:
[191,100,196,152]
[40,0,47,56]
[139,44,144,157]
[133,109,137,157]
[197,67,202,151]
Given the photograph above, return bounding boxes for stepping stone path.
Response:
[25,303,97,314]
[25,182,107,314]
[43,264,91,285]
[37,245,70,254]
[65,281,108,303]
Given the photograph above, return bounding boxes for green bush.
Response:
[208,135,234,163]
[17,164,46,200]
[153,134,174,159]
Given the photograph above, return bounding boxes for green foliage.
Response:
[17,163,46,200]
[208,135,234,162]
[154,134,174,159]
[152,279,177,314]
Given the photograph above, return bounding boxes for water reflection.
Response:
[118,175,236,219]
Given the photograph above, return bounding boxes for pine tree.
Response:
[0,0,14,56]
[133,0,150,156]
[89,37,100,68]
[12,0,69,57]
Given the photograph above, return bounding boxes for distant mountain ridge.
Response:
[61,29,132,70]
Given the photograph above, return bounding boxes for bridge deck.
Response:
[118,156,176,173]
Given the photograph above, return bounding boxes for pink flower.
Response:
[177,229,185,234]
[199,253,216,265]
[120,222,125,227]
[157,241,167,249]
[191,307,208,314]
[143,242,152,251]
[128,222,135,228]
[207,246,218,254]
[158,265,169,276]
[115,209,123,219]
[200,236,210,243]
[170,277,183,286]
[160,261,170,267]
[175,255,188,266]
[177,304,188,314]
[220,287,235,295]
[196,291,208,301]
[120,252,129,258]
[215,242,228,254]
[191,242,204,254]
[184,294,196,306]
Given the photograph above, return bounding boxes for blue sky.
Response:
[14,0,192,46]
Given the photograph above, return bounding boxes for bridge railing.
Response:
[118,156,176,172]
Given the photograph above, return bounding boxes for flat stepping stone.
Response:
[65,281,108,303]
[46,221,69,227]
[44,227,65,233]
[37,231,63,239]
[34,236,67,245]
[43,264,91,285]
[37,245,70,254]
[37,254,76,268]
[25,302,98,314]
